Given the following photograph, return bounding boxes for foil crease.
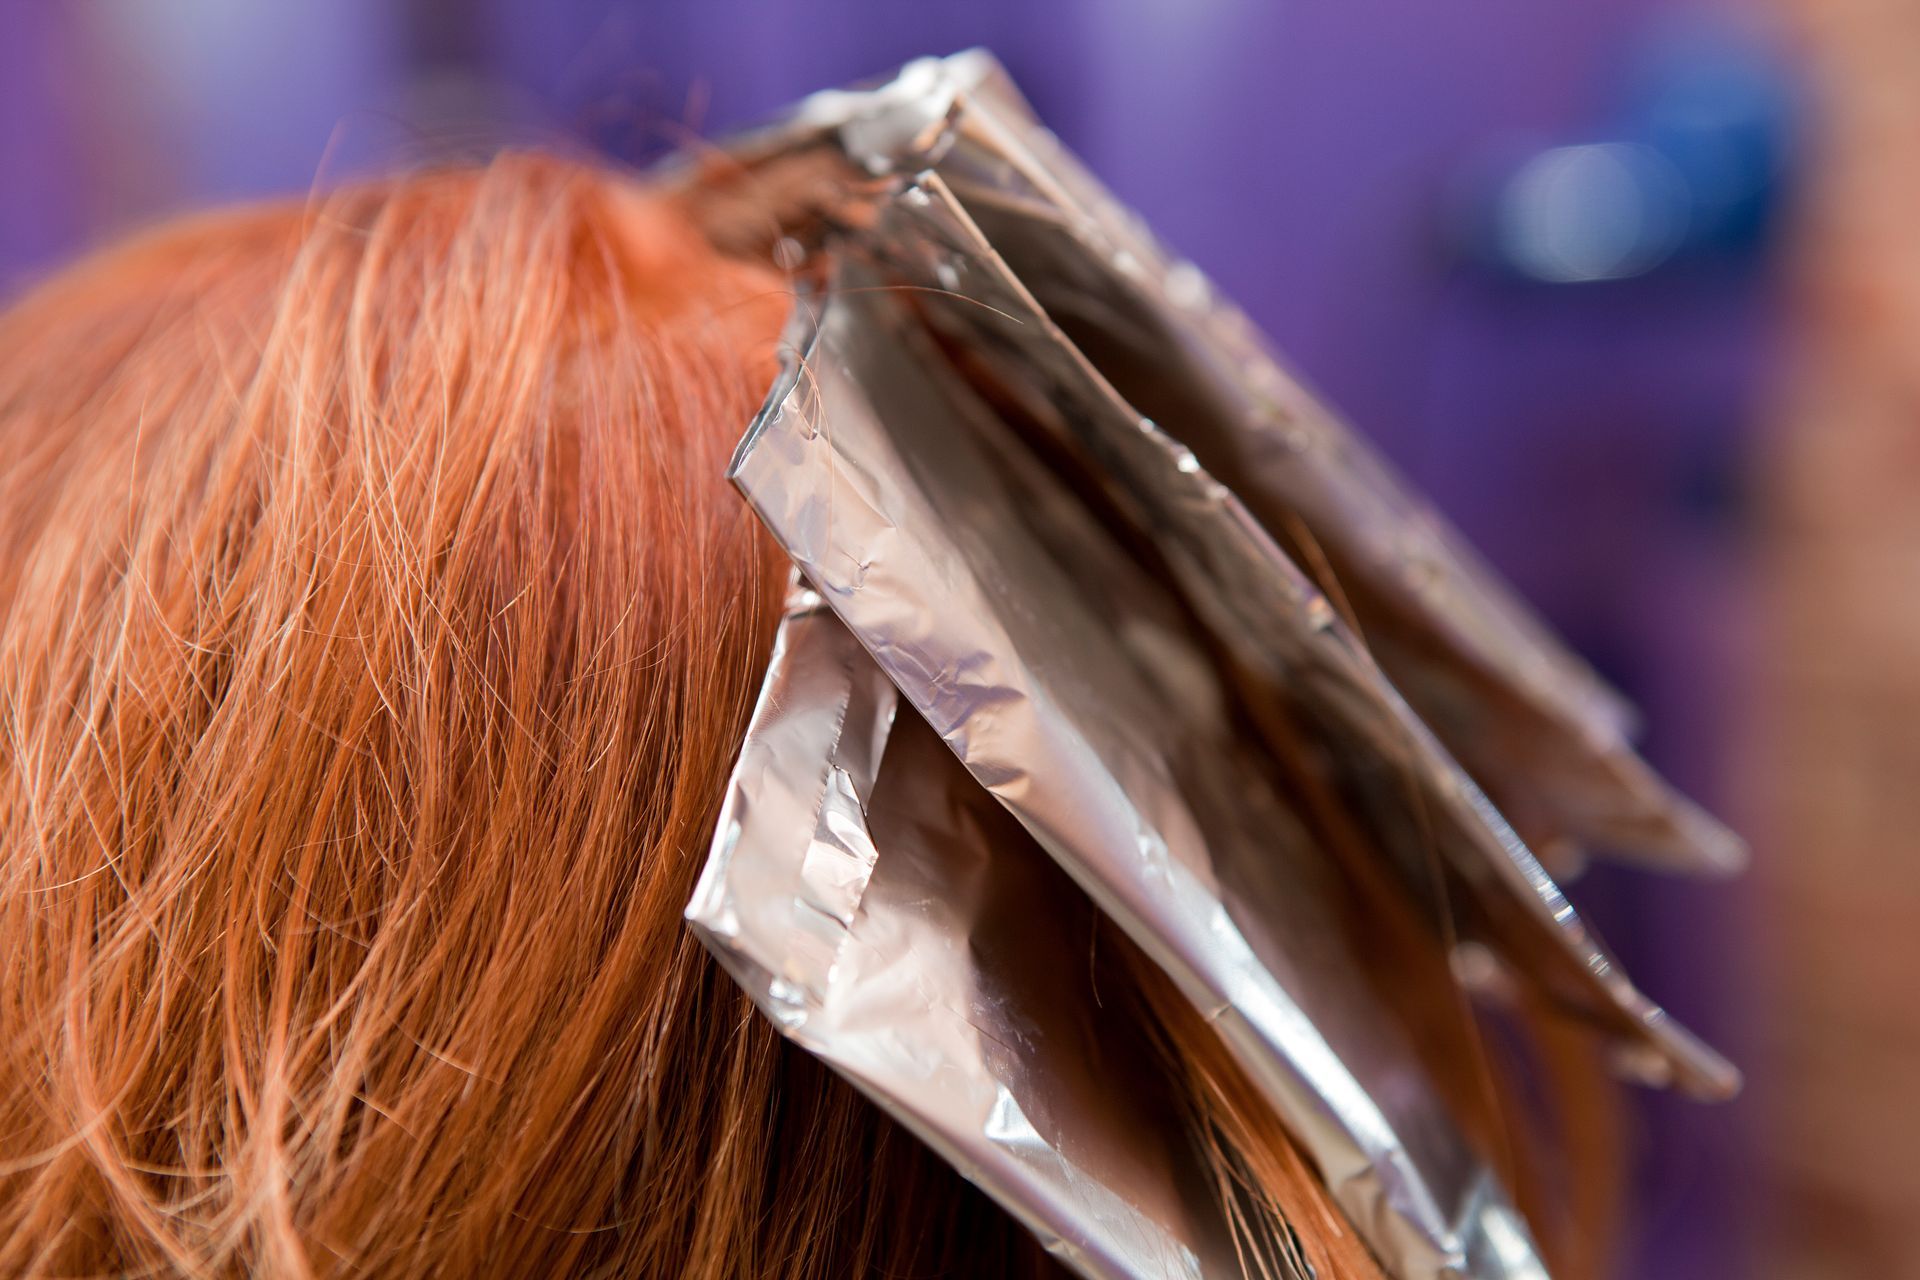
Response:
[686,590,1244,1280]
[700,49,1744,878]
[727,267,1554,1279]
[843,176,1736,1103]
[682,49,1745,1280]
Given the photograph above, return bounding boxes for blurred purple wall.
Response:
[1,4,1783,1275]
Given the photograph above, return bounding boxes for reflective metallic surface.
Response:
[684,51,1742,1280]
[687,591,1244,1280]
[696,50,1744,879]
[845,175,1735,1103]
[725,271,1549,1279]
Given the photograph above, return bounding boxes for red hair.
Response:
[0,154,1042,1276]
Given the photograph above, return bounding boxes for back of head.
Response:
[0,154,1061,1278]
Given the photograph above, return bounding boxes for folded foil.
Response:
[687,589,1244,1280]
[843,176,1735,1104]
[682,50,1742,1280]
[688,50,1744,878]
[723,253,1557,1279]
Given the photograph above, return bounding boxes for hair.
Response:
[0,152,1607,1278]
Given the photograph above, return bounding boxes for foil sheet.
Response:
[726,259,1553,1280]
[690,50,1744,878]
[681,50,1743,1280]
[841,177,1737,1103]
[686,590,1244,1280]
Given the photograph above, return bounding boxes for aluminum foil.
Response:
[692,49,1744,879]
[726,258,1554,1280]
[680,51,1743,1280]
[843,177,1737,1103]
[686,589,1244,1280]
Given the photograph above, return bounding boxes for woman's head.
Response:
[0,154,1059,1277]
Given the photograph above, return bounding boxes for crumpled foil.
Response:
[687,589,1245,1280]
[682,49,1740,1280]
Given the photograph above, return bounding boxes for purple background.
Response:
[2,4,1786,1275]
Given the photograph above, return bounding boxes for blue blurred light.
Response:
[1498,142,1691,283]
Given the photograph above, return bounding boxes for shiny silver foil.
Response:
[681,50,1742,1280]
[841,175,1735,1104]
[691,50,1744,879]
[724,257,1551,1280]
[686,589,1244,1280]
